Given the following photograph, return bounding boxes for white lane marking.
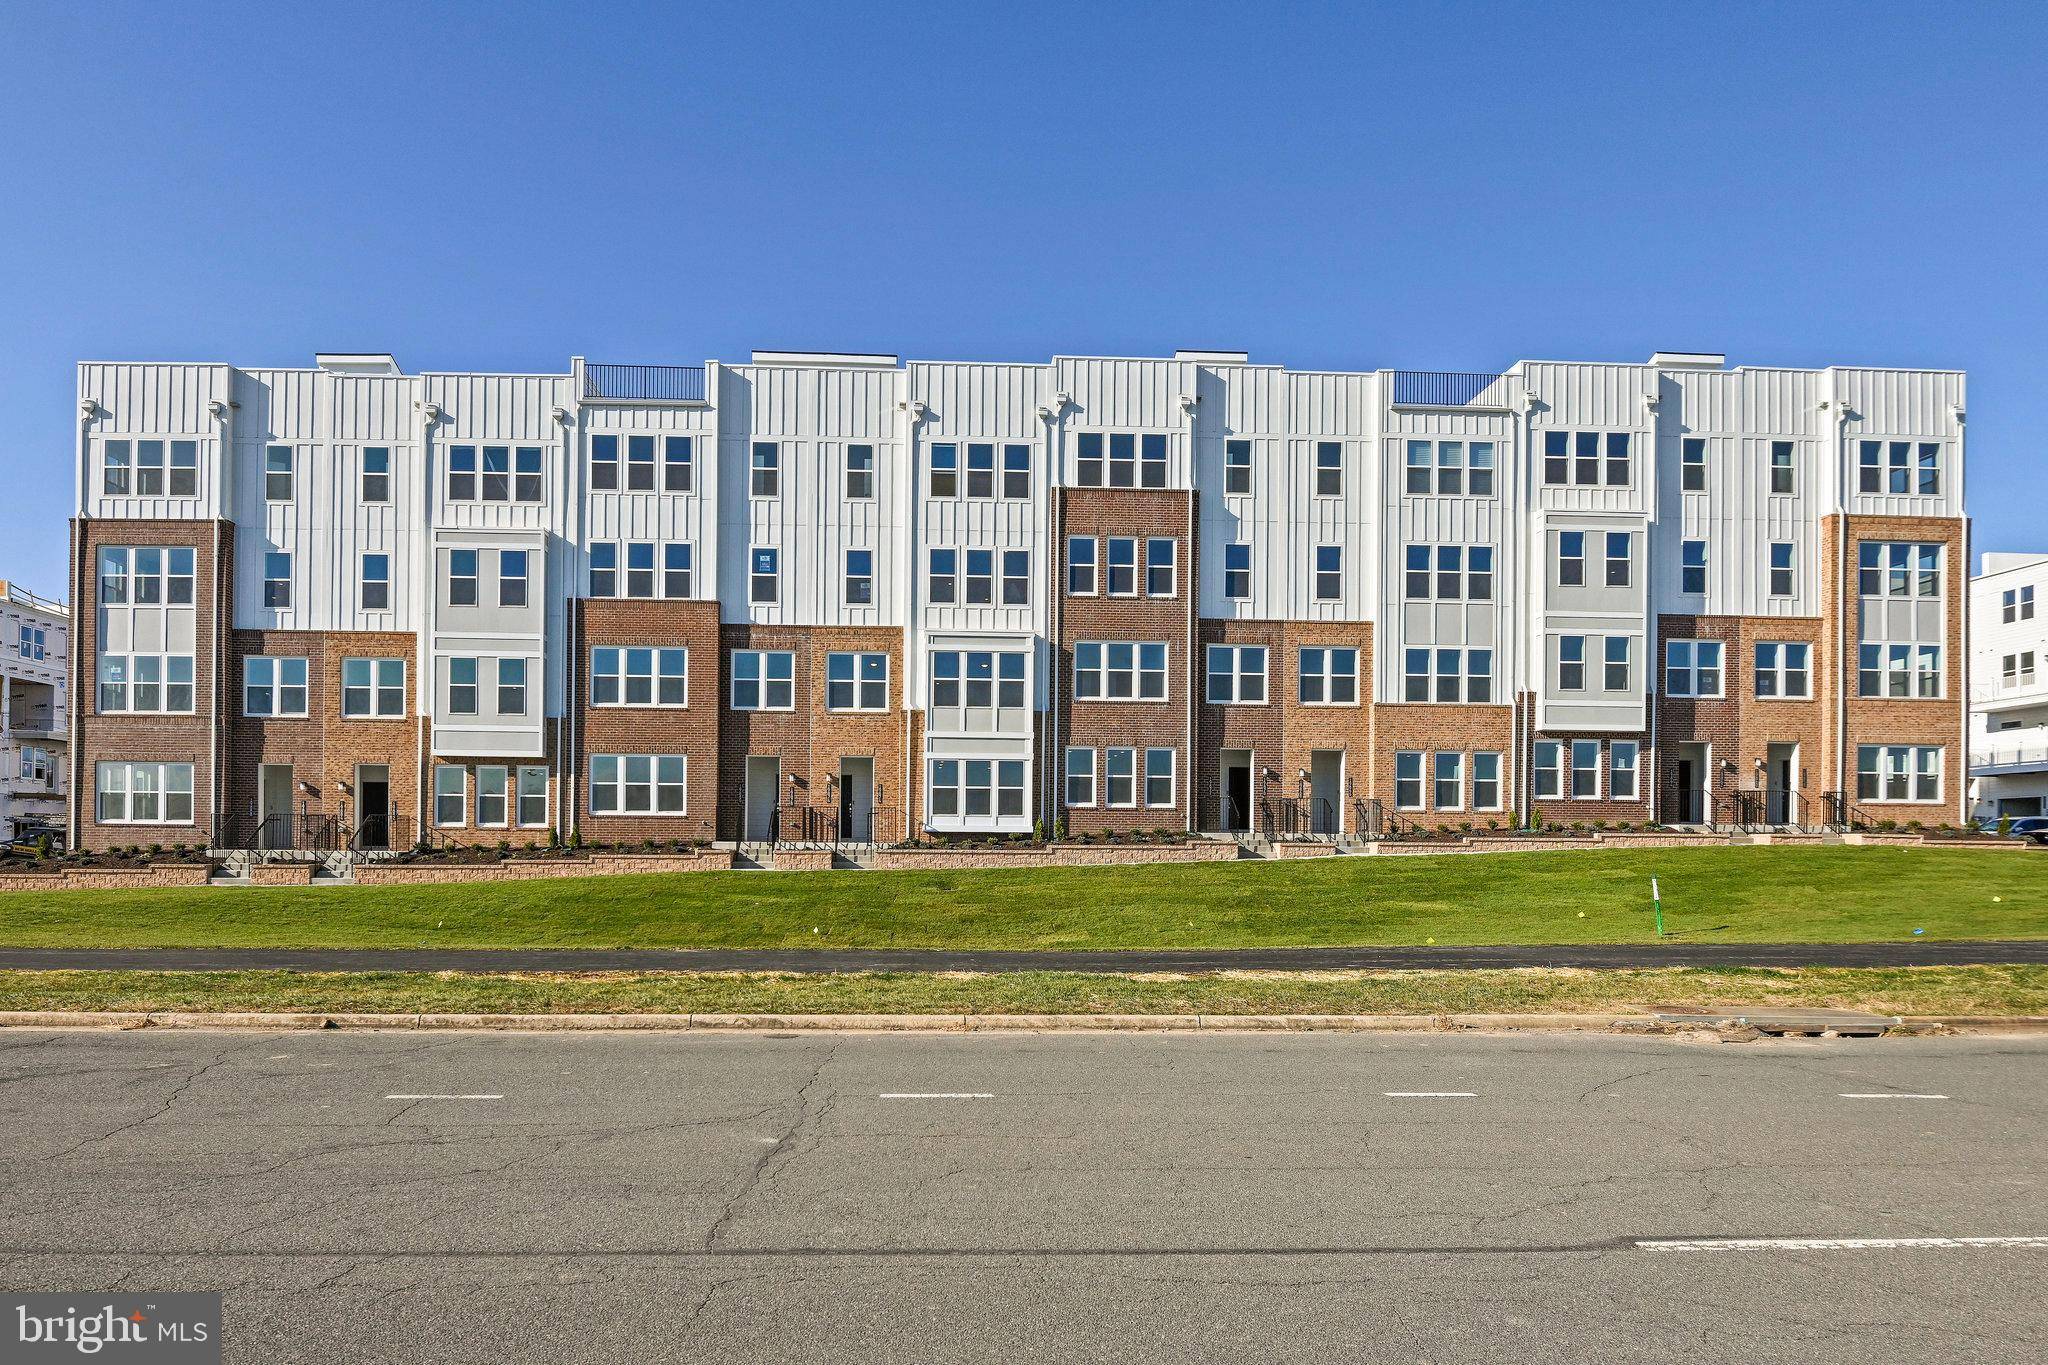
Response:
[383,1093,503,1100]
[879,1093,994,1099]
[1384,1091,1477,1098]
[1640,1236,2048,1252]
[1838,1093,1948,1100]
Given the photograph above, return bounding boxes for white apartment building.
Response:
[1,579,68,841]
[69,348,1968,852]
[1970,551,2048,818]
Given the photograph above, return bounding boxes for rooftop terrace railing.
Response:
[1389,371,1512,407]
[582,363,708,403]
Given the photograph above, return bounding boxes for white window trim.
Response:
[1105,537,1140,598]
[1297,646,1360,707]
[1143,747,1177,809]
[1609,741,1640,802]
[1753,642,1813,701]
[1665,639,1726,700]
[516,766,551,829]
[1393,751,1425,811]
[1064,747,1096,807]
[587,754,691,816]
[93,761,196,826]
[242,655,311,718]
[1205,644,1269,706]
[1072,641,1170,704]
[1432,751,1466,812]
[590,646,690,709]
[340,657,406,719]
[1103,748,1139,808]
[1066,536,1097,596]
[1145,538,1177,598]
[475,765,512,829]
[1569,740,1603,801]
[1533,742,1564,801]
[433,766,467,828]
[1471,752,1505,811]
[729,650,796,712]
[1855,745,1944,805]
[825,651,890,713]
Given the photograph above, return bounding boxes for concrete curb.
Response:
[2,1009,2045,1035]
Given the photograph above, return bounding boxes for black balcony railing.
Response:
[1390,371,1510,407]
[583,363,707,403]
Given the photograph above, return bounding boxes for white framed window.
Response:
[106,438,195,496]
[476,765,510,828]
[243,655,309,717]
[1073,641,1168,701]
[1558,636,1586,691]
[1140,434,1169,487]
[966,443,995,498]
[95,761,194,825]
[1680,437,1706,491]
[449,549,478,606]
[18,625,45,660]
[929,442,958,497]
[749,546,778,605]
[1768,542,1795,598]
[622,541,656,598]
[964,549,994,605]
[1145,538,1175,597]
[1313,545,1341,601]
[342,658,405,718]
[433,766,466,827]
[446,444,542,503]
[1472,752,1503,810]
[1604,531,1631,587]
[592,647,688,707]
[1609,741,1639,801]
[100,546,193,605]
[1406,440,1488,496]
[1754,642,1811,699]
[731,650,795,710]
[928,650,1025,714]
[1402,648,1429,702]
[1542,431,1630,486]
[264,444,295,501]
[1665,639,1724,698]
[1204,644,1267,704]
[588,543,618,597]
[1066,537,1096,595]
[1074,433,1104,486]
[1570,739,1601,798]
[2003,585,2036,622]
[1002,442,1031,499]
[1857,542,1941,599]
[1533,741,1564,800]
[844,442,874,499]
[750,442,779,497]
[1224,439,1252,494]
[360,553,390,611]
[263,551,292,608]
[1856,745,1941,803]
[663,435,694,492]
[1064,747,1096,807]
[1858,440,1941,495]
[21,746,53,783]
[590,434,620,491]
[1223,542,1251,600]
[1433,751,1464,810]
[1557,532,1585,587]
[929,548,958,604]
[517,766,549,828]
[928,758,1026,820]
[96,653,194,714]
[361,446,390,502]
[1298,646,1357,705]
[827,652,888,711]
[1003,550,1031,605]
[2003,651,2038,690]
[496,658,527,715]
[1857,643,1942,699]
[447,657,478,714]
[499,549,529,607]
[845,549,874,606]
[1681,539,1707,595]
[1106,538,1138,596]
[1104,748,1137,806]
[1769,440,1796,494]
[664,543,693,598]
[1603,636,1631,691]
[1394,751,1424,810]
[1314,440,1342,496]
[1143,748,1175,808]
[589,754,689,815]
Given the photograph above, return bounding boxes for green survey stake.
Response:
[1651,877,1664,937]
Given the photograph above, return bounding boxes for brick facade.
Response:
[1655,614,1826,826]
[1370,701,1516,830]
[574,598,723,843]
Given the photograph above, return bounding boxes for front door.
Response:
[1674,758,1699,824]
[745,756,781,842]
[1309,750,1343,835]
[356,764,391,849]
[258,764,293,849]
[1221,750,1252,832]
[1766,744,1797,825]
[839,756,874,842]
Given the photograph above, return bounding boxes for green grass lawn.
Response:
[1,965,2042,1018]
[0,846,2043,950]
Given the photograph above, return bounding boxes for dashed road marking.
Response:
[383,1093,503,1100]
[1383,1091,1477,1098]
[1639,1236,2048,1251]
[879,1093,994,1100]
[1838,1093,1948,1100]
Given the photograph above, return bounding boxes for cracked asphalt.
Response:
[0,1029,2043,1363]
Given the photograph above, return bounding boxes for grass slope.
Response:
[0,847,2043,950]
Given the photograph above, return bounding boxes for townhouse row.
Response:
[1,580,68,841]
[67,349,1969,851]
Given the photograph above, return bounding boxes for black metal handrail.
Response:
[1390,371,1510,407]
[1260,797,1339,841]
[349,814,439,854]
[583,363,707,403]
[218,811,339,853]
[1353,798,1386,841]
[1820,791,1871,832]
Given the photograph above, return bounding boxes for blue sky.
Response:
[2,0,2041,592]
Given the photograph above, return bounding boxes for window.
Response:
[496,658,527,714]
[928,650,1026,713]
[1681,437,1706,491]
[1609,741,1639,801]
[731,650,795,710]
[1003,550,1030,606]
[1468,545,1494,600]
[664,436,694,492]
[1768,542,1795,598]
[1434,752,1463,810]
[1002,443,1030,499]
[98,545,193,608]
[449,549,478,607]
[1225,439,1252,494]
[1604,636,1631,691]
[243,655,309,717]
[1223,542,1251,600]
[1106,538,1138,596]
[1533,741,1564,799]
[514,446,542,501]
[1108,434,1136,487]
[1146,538,1175,597]
[1140,433,1168,488]
[98,548,127,604]
[598,436,631,491]
[1405,545,1429,600]
[517,767,548,827]
[359,446,389,502]
[1407,440,1496,496]
[929,548,958,604]
[1394,752,1424,810]
[1605,433,1630,485]
[1472,752,1502,810]
[94,762,194,825]
[265,445,294,501]
[591,647,689,707]
[136,437,191,497]
[1917,442,1940,495]
[1314,441,1342,496]
[1858,642,1940,698]
[1665,639,1724,698]
[1435,441,1464,495]
[21,746,53,783]
[1745,640,1805,701]
[1073,641,1167,701]
[588,543,617,597]
[1205,644,1267,704]
[1104,748,1137,806]
[433,766,466,826]
[1769,441,1796,494]
[1464,649,1493,703]
[844,549,874,606]
[816,440,862,499]
[1469,441,1495,495]
[930,443,959,496]
[1540,431,1629,485]
[928,759,1023,820]
[1065,747,1095,807]
[263,551,292,608]
[451,445,534,502]
[965,549,994,605]
[591,434,620,491]
[1571,740,1601,798]
[1859,440,1941,495]
[2005,652,2039,690]
[1405,440,1431,494]
[1144,748,1176,808]
[749,547,778,605]
[664,544,693,598]
[1402,648,1429,702]
[349,553,387,611]
[589,755,688,816]
[1558,636,1585,691]
[618,541,652,598]
[1558,532,1585,587]
[827,652,888,711]
[448,657,478,714]
[483,446,516,500]
[966,443,995,498]
[476,766,510,827]
[1543,431,1569,485]
[96,653,193,714]
[750,442,779,497]
[18,625,45,660]
[1856,745,1942,803]
[1605,532,1631,587]
[1067,537,1095,595]
[1436,546,1463,599]
[1298,646,1359,705]
[341,658,405,717]
[1858,542,1941,599]
[1314,545,1341,601]
[499,550,529,607]
[1681,540,1707,595]
[1073,434,1101,487]
[2003,586,2036,622]
[102,439,130,495]
[446,444,478,500]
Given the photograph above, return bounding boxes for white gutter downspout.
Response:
[1045,392,1070,835]
[206,394,233,846]
[417,400,442,840]
[1516,386,1541,826]
[901,397,926,839]
[1179,389,1198,836]
[1952,398,1968,825]
[70,397,94,848]
[554,397,576,841]
[1829,396,1850,805]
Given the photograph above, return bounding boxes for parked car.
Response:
[1977,816,2048,843]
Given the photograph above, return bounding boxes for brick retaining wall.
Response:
[0,865,214,892]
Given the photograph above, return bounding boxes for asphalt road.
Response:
[2,1029,2044,1364]
[4,938,2047,974]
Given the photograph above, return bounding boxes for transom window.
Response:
[1856,745,1941,803]
[1074,641,1168,701]
[1664,639,1724,698]
[1204,644,1267,704]
[1858,440,1941,495]
[1542,431,1631,486]
[243,655,309,717]
[589,755,688,815]
[826,652,888,711]
[731,650,795,710]
[1297,647,1358,705]
[592,647,689,707]
[341,658,406,717]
